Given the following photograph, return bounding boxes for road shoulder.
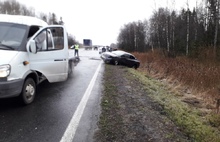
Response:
[94,65,189,142]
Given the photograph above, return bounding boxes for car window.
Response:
[130,55,135,59]
[35,30,46,51]
[34,27,64,51]
[121,54,126,58]
[28,26,40,39]
[123,54,131,59]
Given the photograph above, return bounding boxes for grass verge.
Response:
[95,65,124,142]
[128,68,220,142]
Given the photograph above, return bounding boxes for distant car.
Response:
[100,50,140,69]
[98,46,107,54]
[93,46,98,50]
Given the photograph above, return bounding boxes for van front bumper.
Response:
[0,79,24,98]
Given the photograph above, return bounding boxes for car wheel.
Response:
[114,60,118,65]
[132,64,138,69]
[20,78,36,105]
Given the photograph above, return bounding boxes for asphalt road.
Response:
[0,48,103,142]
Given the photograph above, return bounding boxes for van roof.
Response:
[0,14,48,27]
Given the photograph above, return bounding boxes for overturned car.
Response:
[100,50,140,69]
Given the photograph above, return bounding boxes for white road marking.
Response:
[60,62,102,142]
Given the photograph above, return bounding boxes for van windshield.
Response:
[0,23,26,51]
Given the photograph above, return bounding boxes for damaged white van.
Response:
[0,14,73,105]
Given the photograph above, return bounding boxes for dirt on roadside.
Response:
[94,65,190,142]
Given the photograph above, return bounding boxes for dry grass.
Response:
[133,49,220,111]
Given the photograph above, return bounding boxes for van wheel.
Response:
[20,78,36,105]
[114,60,118,65]
[68,60,73,76]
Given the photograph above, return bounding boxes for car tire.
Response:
[20,78,36,105]
[132,64,138,69]
[114,60,118,65]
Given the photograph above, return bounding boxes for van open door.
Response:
[27,26,69,83]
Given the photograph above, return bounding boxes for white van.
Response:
[0,14,73,105]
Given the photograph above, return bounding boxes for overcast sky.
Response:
[16,0,197,45]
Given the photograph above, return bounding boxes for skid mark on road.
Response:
[60,62,102,142]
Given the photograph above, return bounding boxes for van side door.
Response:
[27,26,68,83]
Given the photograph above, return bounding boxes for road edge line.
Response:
[60,62,102,142]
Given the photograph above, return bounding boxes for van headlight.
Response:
[0,64,11,77]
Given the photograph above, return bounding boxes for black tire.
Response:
[68,61,74,78]
[68,61,73,75]
[20,78,36,105]
[114,60,118,65]
[132,64,138,69]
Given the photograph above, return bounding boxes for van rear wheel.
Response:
[20,78,36,105]
[68,61,73,74]
[68,60,74,77]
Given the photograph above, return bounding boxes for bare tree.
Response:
[153,0,161,49]
[39,12,48,22]
[48,13,58,25]
[1,0,20,14]
[194,1,198,42]
[186,0,190,56]
[143,19,150,51]
[0,0,35,16]
[204,0,220,57]
[170,0,176,52]
[20,5,34,16]
[214,0,219,55]
[166,0,170,52]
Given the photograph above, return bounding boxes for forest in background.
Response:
[117,0,220,112]
[0,0,63,24]
[118,0,220,58]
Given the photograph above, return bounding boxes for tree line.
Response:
[117,0,220,59]
[0,0,76,45]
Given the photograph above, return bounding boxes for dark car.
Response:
[100,50,140,69]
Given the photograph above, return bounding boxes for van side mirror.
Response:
[28,40,37,54]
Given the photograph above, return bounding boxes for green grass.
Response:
[128,68,220,142]
[97,64,220,142]
[95,65,124,142]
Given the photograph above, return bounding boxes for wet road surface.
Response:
[0,48,104,142]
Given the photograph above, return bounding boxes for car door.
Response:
[120,54,130,66]
[127,55,138,67]
[120,53,136,67]
[28,26,68,83]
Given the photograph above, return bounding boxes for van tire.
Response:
[68,60,73,76]
[20,78,36,105]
